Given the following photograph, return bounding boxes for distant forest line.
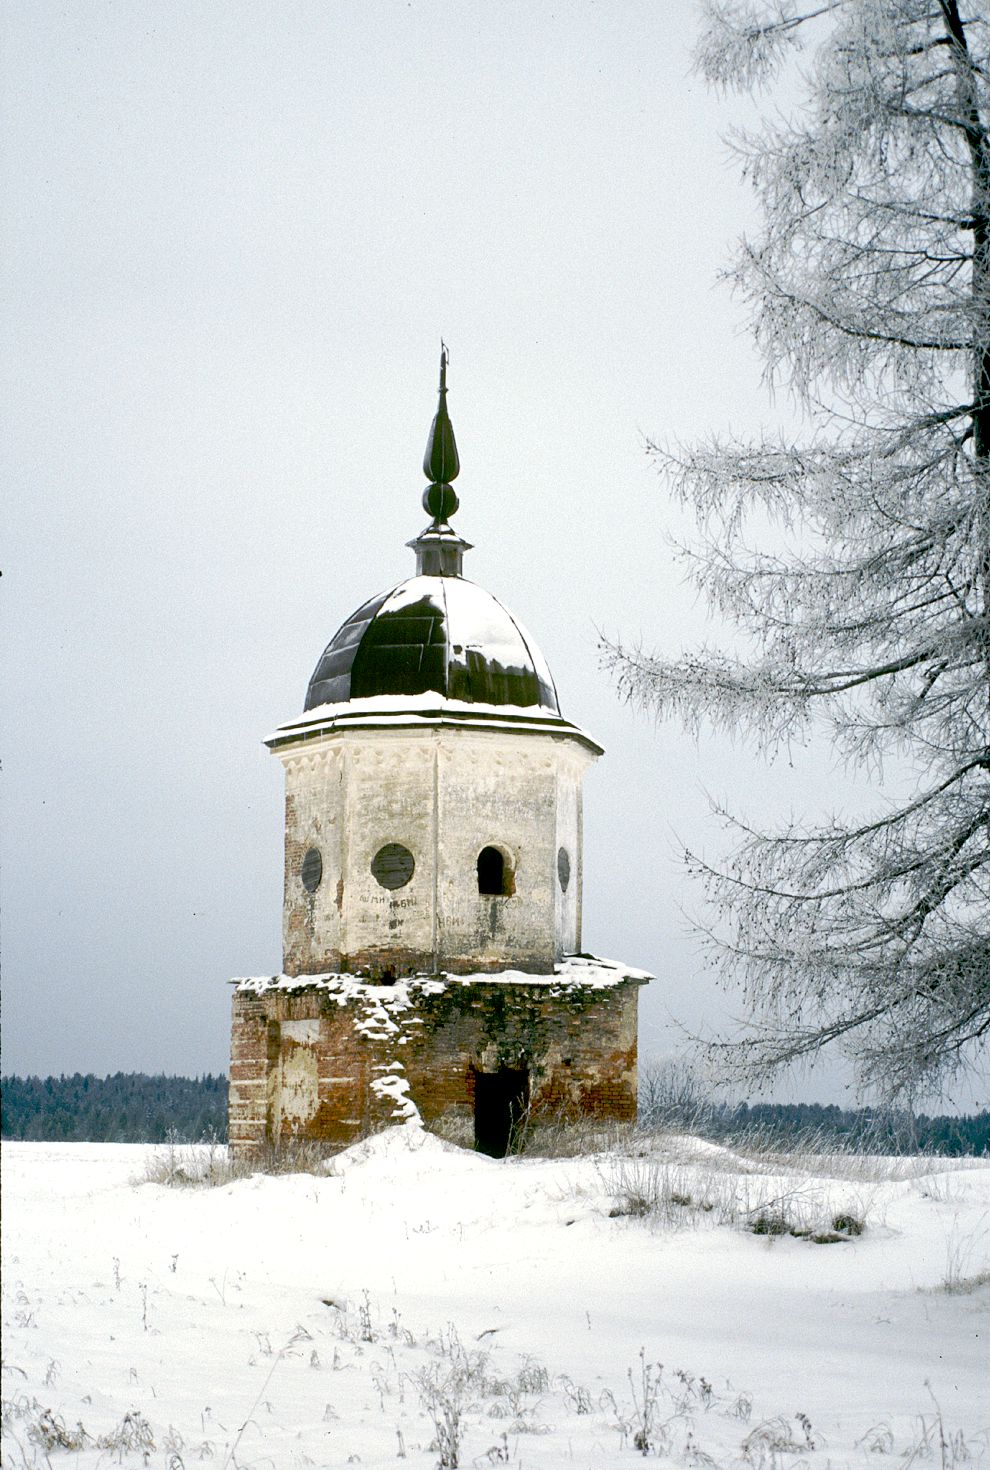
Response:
[0,1073,988,1154]
[1,1073,228,1144]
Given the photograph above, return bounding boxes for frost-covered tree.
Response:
[606,0,989,1100]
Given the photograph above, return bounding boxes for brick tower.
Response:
[228,352,649,1157]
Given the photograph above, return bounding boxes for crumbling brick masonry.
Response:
[229,957,646,1158]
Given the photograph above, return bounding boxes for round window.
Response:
[371,843,415,890]
[301,847,323,893]
[557,847,571,892]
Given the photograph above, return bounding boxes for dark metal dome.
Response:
[304,575,560,713]
[304,352,562,716]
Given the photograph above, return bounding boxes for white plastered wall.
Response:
[277,722,599,974]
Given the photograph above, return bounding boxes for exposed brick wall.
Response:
[228,975,642,1157]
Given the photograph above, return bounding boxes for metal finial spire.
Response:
[410,345,472,576]
[422,342,460,506]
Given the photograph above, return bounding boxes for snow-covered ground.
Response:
[2,1128,988,1468]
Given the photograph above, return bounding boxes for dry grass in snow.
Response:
[2,1128,987,1468]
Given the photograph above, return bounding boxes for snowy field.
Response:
[2,1129,988,1469]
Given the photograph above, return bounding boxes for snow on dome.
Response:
[303,574,561,713]
[266,691,603,755]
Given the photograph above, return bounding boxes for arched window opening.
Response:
[477,846,514,897]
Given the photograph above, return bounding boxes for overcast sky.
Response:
[5,0,970,1108]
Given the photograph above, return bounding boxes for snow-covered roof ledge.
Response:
[232,954,651,996]
[265,692,603,756]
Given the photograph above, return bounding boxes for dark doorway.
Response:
[474,1067,529,1157]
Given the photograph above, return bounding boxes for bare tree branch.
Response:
[608,0,990,1101]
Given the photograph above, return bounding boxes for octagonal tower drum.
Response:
[268,563,601,978]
